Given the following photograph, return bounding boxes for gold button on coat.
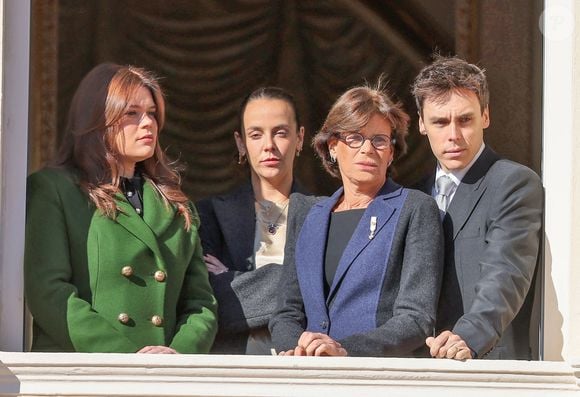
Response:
[151,315,163,326]
[118,313,130,324]
[154,270,166,282]
[121,266,134,277]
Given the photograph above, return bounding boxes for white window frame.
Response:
[0,0,30,352]
[0,0,579,361]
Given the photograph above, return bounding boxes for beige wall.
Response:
[542,0,579,361]
[570,2,580,360]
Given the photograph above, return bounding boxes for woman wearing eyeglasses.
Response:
[269,84,444,357]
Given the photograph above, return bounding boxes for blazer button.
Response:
[154,270,166,282]
[321,321,328,330]
[121,266,134,277]
[151,315,163,327]
[118,313,130,324]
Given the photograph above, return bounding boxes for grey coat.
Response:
[197,184,316,353]
[420,146,543,359]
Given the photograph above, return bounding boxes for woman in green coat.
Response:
[24,63,218,353]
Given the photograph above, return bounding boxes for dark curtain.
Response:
[58,0,452,199]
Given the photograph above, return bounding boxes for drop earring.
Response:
[238,152,247,165]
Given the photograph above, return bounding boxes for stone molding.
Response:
[0,360,18,396]
[0,353,579,396]
[573,358,580,388]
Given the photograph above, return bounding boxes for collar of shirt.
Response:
[433,143,485,201]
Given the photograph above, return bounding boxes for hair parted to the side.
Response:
[312,80,410,178]
[54,62,193,229]
[411,54,489,117]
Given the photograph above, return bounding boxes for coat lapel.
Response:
[142,181,178,235]
[298,188,341,311]
[114,180,176,260]
[446,146,500,239]
[214,183,255,270]
[214,181,309,271]
[326,180,401,304]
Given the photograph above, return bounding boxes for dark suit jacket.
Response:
[196,182,313,353]
[419,146,543,359]
[269,180,444,357]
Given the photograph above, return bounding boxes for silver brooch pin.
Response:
[369,216,377,239]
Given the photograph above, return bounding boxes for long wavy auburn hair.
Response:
[54,63,193,229]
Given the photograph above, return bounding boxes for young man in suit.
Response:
[412,56,543,360]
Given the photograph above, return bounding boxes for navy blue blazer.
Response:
[270,180,444,356]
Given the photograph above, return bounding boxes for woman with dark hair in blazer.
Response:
[25,63,217,353]
[269,83,444,357]
[196,87,315,354]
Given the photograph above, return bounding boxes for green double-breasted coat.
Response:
[24,168,217,353]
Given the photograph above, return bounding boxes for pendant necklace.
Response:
[257,200,289,235]
[267,222,279,234]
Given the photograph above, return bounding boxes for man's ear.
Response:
[482,106,490,129]
[418,112,427,135]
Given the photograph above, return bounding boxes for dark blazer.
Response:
[24,168,218,353]
[269,180,444,357]
[419,146,543,359]
[197,182,313,353]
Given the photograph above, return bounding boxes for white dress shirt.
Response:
[432,143,486,204]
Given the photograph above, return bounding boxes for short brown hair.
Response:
[412,55,489,116]
[313,83,409,178]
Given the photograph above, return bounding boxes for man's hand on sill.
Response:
[426,330,473,360]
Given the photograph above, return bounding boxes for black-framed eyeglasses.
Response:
[337,132,396,150]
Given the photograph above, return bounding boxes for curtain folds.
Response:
[56,0,447,199]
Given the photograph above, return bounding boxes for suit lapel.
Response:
[326,180,401,304]
[446,146,500,239]
[445,177,486,240]
[214,184,255,270]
